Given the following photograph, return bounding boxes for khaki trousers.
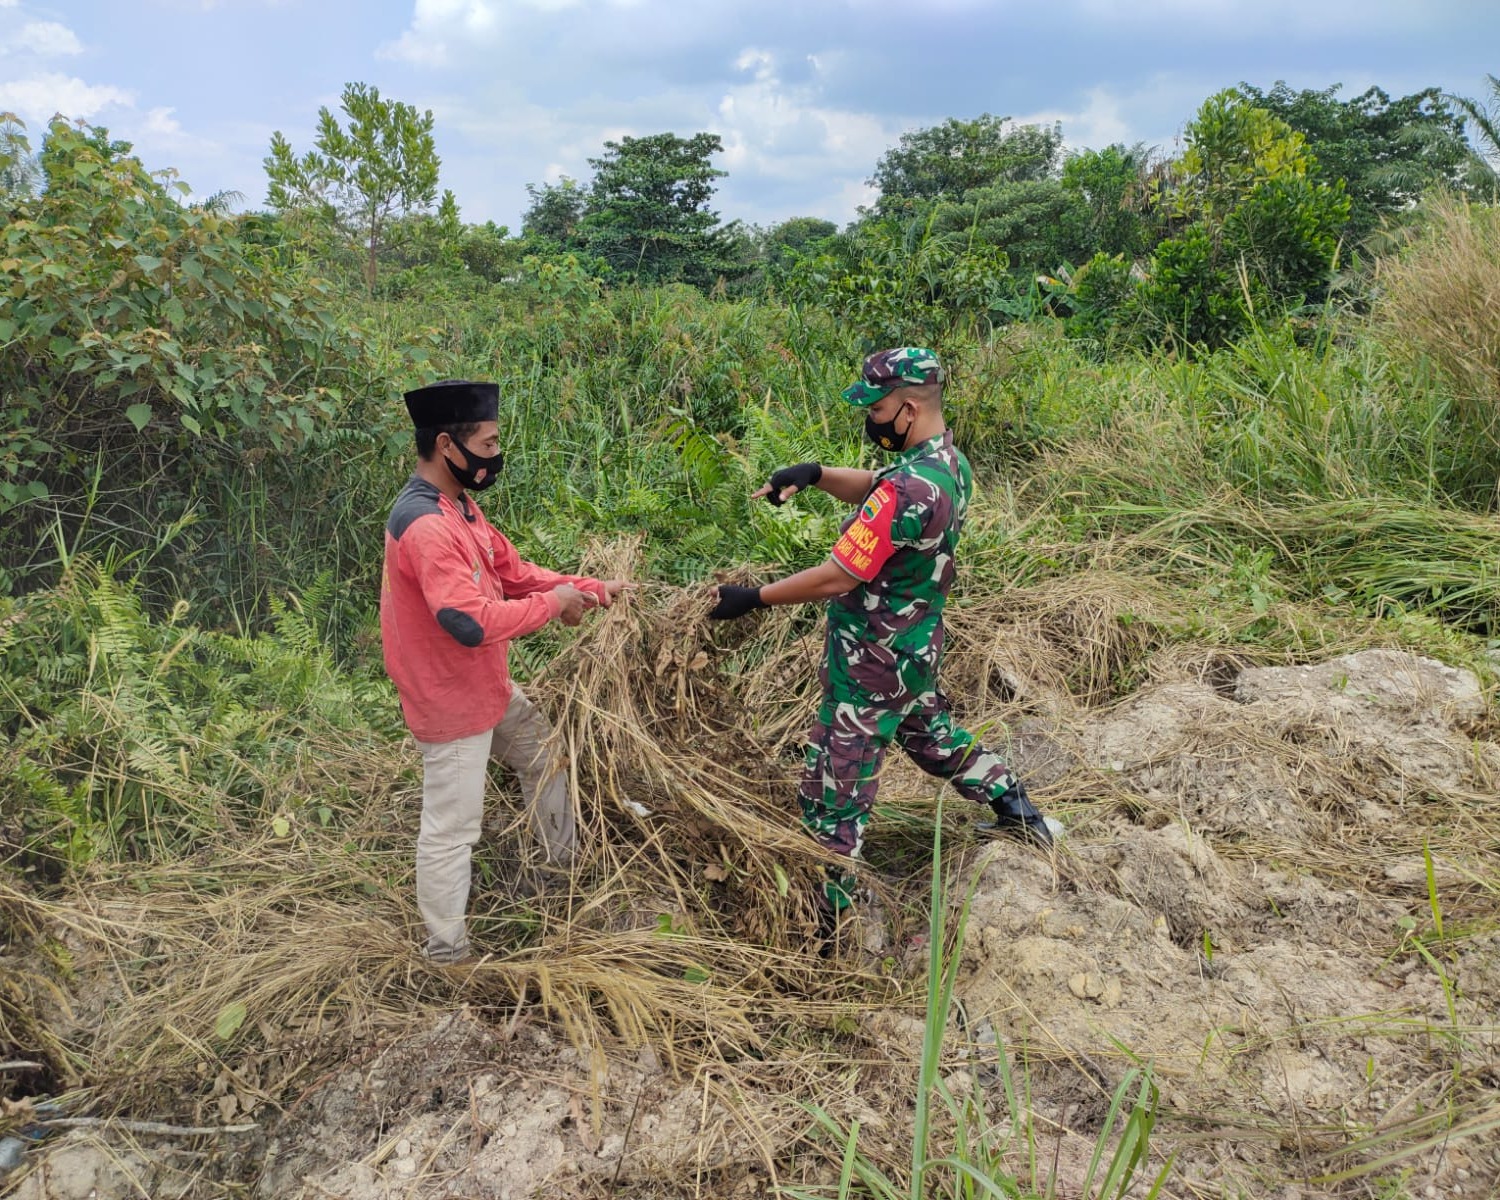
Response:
[414,688,573,961]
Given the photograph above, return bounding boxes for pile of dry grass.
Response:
[943,572,1171,712]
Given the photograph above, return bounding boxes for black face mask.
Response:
[444,438,505,492]
[864,403,914,453]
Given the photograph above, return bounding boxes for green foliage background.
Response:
[2,74,1499,870]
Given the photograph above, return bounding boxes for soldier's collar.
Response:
[883,430,948,469]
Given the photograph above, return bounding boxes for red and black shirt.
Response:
[379,476,605,743]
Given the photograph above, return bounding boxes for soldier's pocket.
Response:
[843,641,907,705]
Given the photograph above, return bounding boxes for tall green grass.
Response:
[10,186,1500,661]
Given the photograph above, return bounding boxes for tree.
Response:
[1133,90,1349,349]
[393,187,463,275]
[1172,90,1318,224]
[929,179,1089,278]
[868,114,1063,216]
[1240,81,1476,243]
[578,131,733,286]
[458,221,520,282]
[0,117,42,200]
[783,216,1010,348]
[752,216,838,289]
[521,177,587,248]
[1449,73,1500,190]
[764,216,837,260]
[1060,143,1161,260]
[264,82,440,292]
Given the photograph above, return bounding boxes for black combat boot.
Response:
[814,864,857,957]
[976,778,1055,847]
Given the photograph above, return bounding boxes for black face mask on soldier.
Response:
[444,437,505,492]
[864,401,914,453]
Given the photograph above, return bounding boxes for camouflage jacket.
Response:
[822,430,972,707]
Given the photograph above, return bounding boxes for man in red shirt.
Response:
[381,380,628,963]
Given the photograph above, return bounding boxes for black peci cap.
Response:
[402,380,499,428]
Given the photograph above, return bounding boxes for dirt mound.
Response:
[949,648,1500,1198]
[216,650,1500,1197]
[253,1008,793,1200]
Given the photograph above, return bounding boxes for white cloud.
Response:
[377,27,449,66]
[142,106,183,137]
[378,0,506,65]
[1016,88,1131,153]
[709,47,895,223]
[13,20,83,56]
[119,104,224,174]
[0,73,133,123]
[379,0,662,66]
[717,49,890,172]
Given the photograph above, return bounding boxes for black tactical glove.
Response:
[764,461,823,506]
[708,584,767,621]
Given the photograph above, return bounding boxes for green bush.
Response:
[1132,226,1254,348]
[1061,252,1141,348]
[0,558,395,869]
[0,119,372,613]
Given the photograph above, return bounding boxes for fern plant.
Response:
[0,557,394,870]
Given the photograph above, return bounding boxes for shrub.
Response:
[0,119,376,623]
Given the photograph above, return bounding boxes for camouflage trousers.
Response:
[798,690,1022,902]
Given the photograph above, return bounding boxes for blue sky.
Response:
[2,1,1492,230]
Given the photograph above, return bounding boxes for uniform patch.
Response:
[833,481,900,583]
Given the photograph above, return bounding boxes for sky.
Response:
[1,1,1493,231]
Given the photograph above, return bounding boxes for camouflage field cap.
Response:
[840,347,946,407]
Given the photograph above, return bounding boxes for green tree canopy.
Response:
[928,178,1088,278]
[1060,143,1160,260]
[784,216,1010,347]
[264,81,440,292]
[764,216,838,259]
[1132,90,1349,349]
[1239,81,1476,242]
[579,131,734,287]
[522,176,587,248]
[868,114,1063,216]
[1173,89,1318,224]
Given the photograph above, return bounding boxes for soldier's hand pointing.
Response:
[752,462,822,506]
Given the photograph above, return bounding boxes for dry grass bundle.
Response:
[530,539,897,963]
[943,572,1172,712]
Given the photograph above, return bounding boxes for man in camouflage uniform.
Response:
[709,347,1055,927]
